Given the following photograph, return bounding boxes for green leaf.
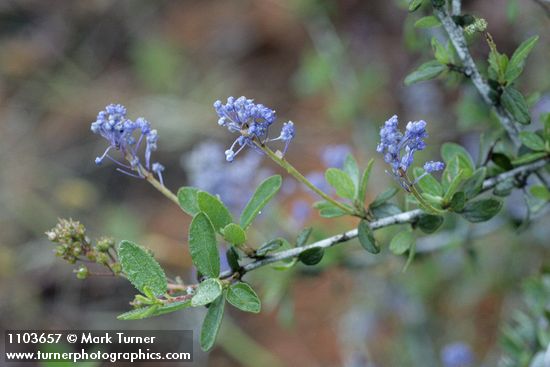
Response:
[463,167,487,199]
[413,167,444,196]
[443,170,465,203]
[296,227,313,247]
[441,142,475,178]
[432,38,451,64]
[421,193,444,207]
[200,293,225,351]
[358,219,379,254]
[270,239,297,270]
[343,154,360,187]
[192,278,223,307]
[117,240,167,296]
[501,86,531,125]
[240,175,282,229]
[189,212,220,278]
[442,156,460,190]
[222,223,246,246]
[177,187,200,216]
[461,199,503,223]
[298,247,324,265]
[325,168,356,199]
[256,238,283,257]
[493,178,516,197]
[450,192,466,212]
[358,159,375,203]
[492,153,513,170]
[370,187,399,208]
[198,191,233,233]
[226,282,261,313]
[404,60,446,86]
[417,214,444,233]
[511,152,547,165]
[389,231,415,255]
[505,35,539,83]
[402,240,416,273]
[117,305,160,320]
[408,0,423,12]
[415,16,441,28]
[488,46,508,82]
[531,185,550,201]
[519,131,545,151]
[271,257,298,271]
[509,35,538,67]
[314,200,348,218]
[117,300,192,320]
[153,300,193,316]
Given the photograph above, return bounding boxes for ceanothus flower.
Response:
[424,161,445,173]
[270,121,295,154]
[91,104,165,184]
[213,96,295,161]
[376,115,444,190]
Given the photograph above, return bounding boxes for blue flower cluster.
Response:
[91,104,165,185]
[213,96,295,161]
[376,115,444,189]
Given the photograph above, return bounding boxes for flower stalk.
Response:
[256,141,357,216]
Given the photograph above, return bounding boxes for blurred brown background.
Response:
[1,0,549,366]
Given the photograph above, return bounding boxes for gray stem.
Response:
[220,158,549,279]
[433,6,521,146]
[452,0,461,15]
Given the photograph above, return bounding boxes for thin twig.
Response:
[124,152,180,207]
[218,157,549,278]
[433,5,522,146]
[452,0,461,16]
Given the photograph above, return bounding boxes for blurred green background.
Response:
[1,0,549,366]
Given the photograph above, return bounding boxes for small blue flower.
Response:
[376,115,443,190]
[214,96,295,161]
[424,161,445,173]
[152,162,165,185]
[91,104,165,184]
[441,342,474,367]
[270,121,295,154]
